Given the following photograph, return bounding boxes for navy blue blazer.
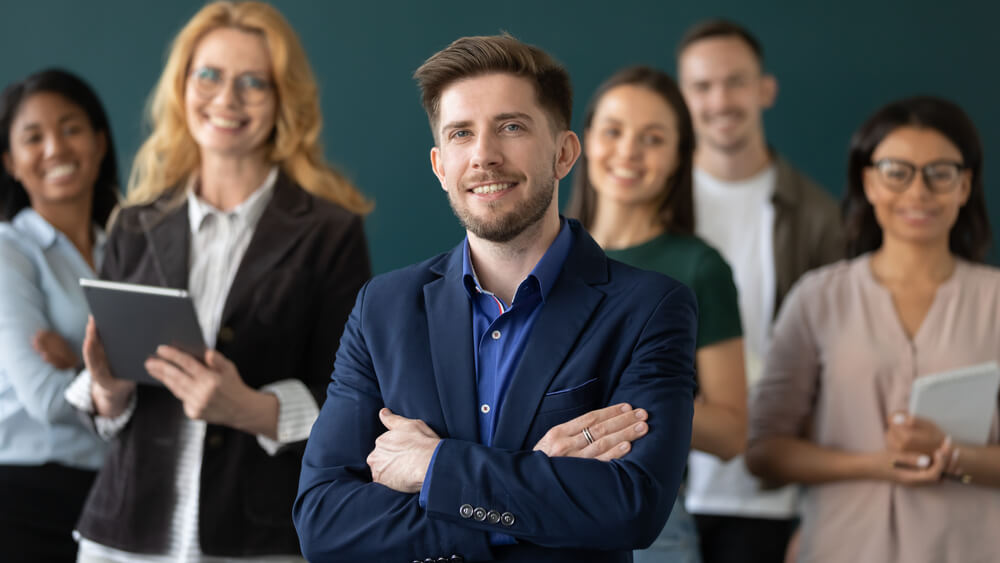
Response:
[294,219,697,562]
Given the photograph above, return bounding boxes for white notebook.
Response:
[908,361,1000,444]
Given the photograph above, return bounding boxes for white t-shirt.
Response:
[686,165,799,518]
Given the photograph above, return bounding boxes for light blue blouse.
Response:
[0,208,106,469]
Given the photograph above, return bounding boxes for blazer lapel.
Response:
[138,201,191,290]
[220,173,311,324]
[424,247,480,442]
[492,224,608,450]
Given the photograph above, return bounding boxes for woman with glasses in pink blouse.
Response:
[747,97,1000,562]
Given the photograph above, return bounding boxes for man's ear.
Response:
[430,147,447,191]
[760,74,778,110]
[554,130,582,181]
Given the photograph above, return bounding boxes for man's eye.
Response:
[601,127,620,138]
[453,130,471,139]
[503,123,521,132]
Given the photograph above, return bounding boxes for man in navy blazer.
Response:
[294,34,697,562]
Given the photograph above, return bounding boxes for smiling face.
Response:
[864,126,971,249]
[678,36,775,154]
[430,73,579,243]
[3,91,106,213]
[585,84,679,210]
[184,27,276,159]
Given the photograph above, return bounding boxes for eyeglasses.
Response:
[188,66,273,106]
[868,158,965,193]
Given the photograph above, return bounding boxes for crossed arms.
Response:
[293,282,697,562]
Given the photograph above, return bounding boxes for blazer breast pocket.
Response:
[537,377,601,415]
[527,377,605,447]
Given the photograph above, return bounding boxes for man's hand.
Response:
[533,403,648,461]
[32,329,80,370]
[367,408,441,493]
[885,412,947,456]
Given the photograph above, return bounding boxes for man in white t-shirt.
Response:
[676,19,844,563]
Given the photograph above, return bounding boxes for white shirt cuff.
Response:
[257,379,319,456]
[63,369,137,440]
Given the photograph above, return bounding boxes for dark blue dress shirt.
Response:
[419,218,574,545]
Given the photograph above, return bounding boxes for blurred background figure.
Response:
[63,2,371,561]
[748,96,1000,562]
[567,65,746,563]
[675,20,844,563]
[0,68,118,561]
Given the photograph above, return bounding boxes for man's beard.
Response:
[448,175,555,243]
[701,109,751,154]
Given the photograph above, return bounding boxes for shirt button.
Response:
[491,330,501,340]
[480,404,490,414]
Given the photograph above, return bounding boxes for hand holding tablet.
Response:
[80,279,207,386]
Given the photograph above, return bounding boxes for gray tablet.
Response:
[80,279,206,385]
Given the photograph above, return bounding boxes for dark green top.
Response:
[605,233,742,349]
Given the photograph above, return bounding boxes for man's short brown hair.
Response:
[413,34,572,140]
[676,19,765,67]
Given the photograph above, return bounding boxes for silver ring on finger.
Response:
[582,426,595,445]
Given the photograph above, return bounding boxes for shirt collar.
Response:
[186,166,278,235]
[461,217,573,304]
[12,207,106,253]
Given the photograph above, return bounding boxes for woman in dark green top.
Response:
[567,66,746,563]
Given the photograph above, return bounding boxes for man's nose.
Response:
[471,134,503,169]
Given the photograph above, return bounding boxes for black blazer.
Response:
[77,173,370,556]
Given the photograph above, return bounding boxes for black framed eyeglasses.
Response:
[869,158,965,193]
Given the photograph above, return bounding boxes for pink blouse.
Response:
[751,255,1000,563]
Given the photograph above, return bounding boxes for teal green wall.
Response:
[3,0,998,271]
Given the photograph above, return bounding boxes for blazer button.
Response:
[218,326,235,343]
[500,512,515,527]
[206,433,224,449]
[486,510,501,525]
[472,506,487,521]
[459,504,474,518]
[450,556,464,562]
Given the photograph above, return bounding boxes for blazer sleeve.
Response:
[294,282,494,562]
[294,281,697,561]
[301,213,371,406]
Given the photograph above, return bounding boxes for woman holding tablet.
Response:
[0,69,119,561]
[65,2,371,560]
[747,97,1000,562]
[567,66,746,563]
